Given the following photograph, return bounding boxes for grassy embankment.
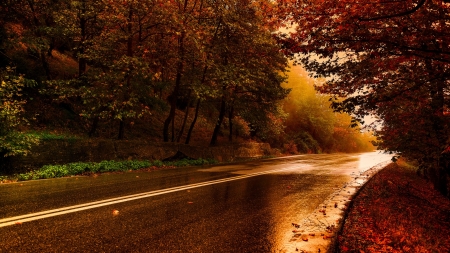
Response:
[0,159,217,183]
[0,131,217,183]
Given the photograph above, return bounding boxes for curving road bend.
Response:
[0,152,391,252]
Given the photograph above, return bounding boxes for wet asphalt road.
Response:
[0,152,391,252]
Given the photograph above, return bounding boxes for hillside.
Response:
[0,1,375,166]
[2,47,376,155]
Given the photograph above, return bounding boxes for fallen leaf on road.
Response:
[112,209,119,216]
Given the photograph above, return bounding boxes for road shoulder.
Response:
[281,161,390,253]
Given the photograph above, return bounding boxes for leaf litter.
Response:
[338,163,450,252]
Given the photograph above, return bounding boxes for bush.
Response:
[25,131,80,142]
[14,158,218,181]
[293,132,321,153]
[0,67,39,157]
[283,141,298,155]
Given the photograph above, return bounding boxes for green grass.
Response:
[25,131,80,141]
[13,158,217,182]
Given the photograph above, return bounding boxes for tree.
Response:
[207,0,289,146]
[1,0,73,81]
[283,64,374,153]
[157,0,289,145]
[0,67,38,157]
[279,0,450,196]
[64,0,167,139]
[160,0,217,142]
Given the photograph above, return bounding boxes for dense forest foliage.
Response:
[277,0,450,197]
[282,65,374,153]
[0,0,374,159]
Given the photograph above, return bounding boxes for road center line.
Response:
[0,167,295,228]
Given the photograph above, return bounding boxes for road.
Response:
[0,152,391,252]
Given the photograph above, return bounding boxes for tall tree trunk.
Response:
[249,123,257,139]
[40,51,51,80]
[78,54,86,77]
[171,114,175,142]
[118,119,125,140]
[228,105,234,142]
[439,153,450,199]
[78,0,87,77]
[427,58,448,197]
[163,32,185,142]
[431,79,447,197]
[177,90,191,142]
[163,93,178,142]
[185,99,200,145]
[89,116,99,137]
[184,64,207,145]
[210,98,226,146]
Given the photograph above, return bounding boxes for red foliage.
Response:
[339,163,450,252]
[278,0,450,195]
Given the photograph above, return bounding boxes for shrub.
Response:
[283,141,298,155]
[25,131,80,142]
[0,67,39,157]
[14,158,218,181]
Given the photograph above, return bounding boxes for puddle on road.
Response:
[357,152,392,173]
[199,152,392,177]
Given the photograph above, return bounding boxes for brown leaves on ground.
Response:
[339,163,450,252]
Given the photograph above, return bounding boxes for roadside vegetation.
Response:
[338,160,450,252]
[0,158,217,183]
[0,0,377,181]
[0,1,375,163]
[25,131,81,141]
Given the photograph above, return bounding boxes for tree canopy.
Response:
[0,0,379,164]
[0,0,291,145]
[283,64,375,153]
[278,0,450,196]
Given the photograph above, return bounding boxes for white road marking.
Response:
[0,167,295,228]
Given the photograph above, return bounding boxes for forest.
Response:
[278,0,450,197]
[0,0,450,252]
[1,1,449,196]
[0,0,374,159]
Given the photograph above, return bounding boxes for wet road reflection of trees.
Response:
[0,153,392,252]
